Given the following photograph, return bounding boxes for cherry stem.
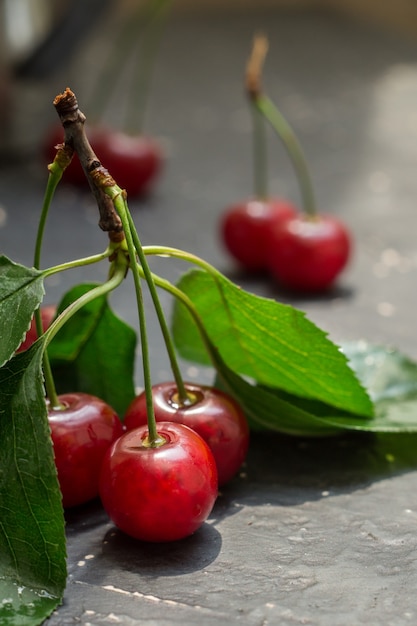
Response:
[33,148,73,408]
[143,245,224,280]
[41,248,114,279]
[33,153,117,408]
[125,0,171,135]
[85,0,155,125]
[141,269,223,384]
[246,32,269,201]
[110,190,191,407]
[86,0,170,134]
[251,101,268,200]
[40,248,128,410]
[246,33,316,217]
[254,93,317,217]
[53,87,169,443]
[101,185,166,446]
[134,267,261,429]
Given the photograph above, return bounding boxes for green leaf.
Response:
[213,356,345,437]
[47,283,137,417]
[172,269,373,418]
[215,339,417,436]
[0,256,45,366]
[0,343,66,625]
[324,341,417,433]
[341,341,417,403]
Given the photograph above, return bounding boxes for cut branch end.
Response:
[245,33,269,100]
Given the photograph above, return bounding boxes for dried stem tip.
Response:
[53,87,85,125]
[52,87,123,238]
[246,33,269,100]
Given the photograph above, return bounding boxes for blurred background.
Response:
[2,0,417,384]
[2,0,417,156]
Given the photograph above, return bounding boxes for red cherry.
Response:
[48,392,124,508]
[124,382,250,486]
[92,128,162,197]
[99,422,218,542]
[17,305,56,352]
[265,214,351,292]
[220,198,297,271]
[43,123,162,197]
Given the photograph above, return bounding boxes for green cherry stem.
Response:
[33,144,75,408]
[87,0,170,132]
[251,101,268,200]
[41,248,115,279]
[41,249,129,409]
[33,144,75,334]
[142,245,224,281]
[85,0,155,125]
[246,32,268,200]
[36,248,115,407]
[103,187,164,446]
[254,93,317,217]
[131,262,271,428]
[107,187,191,407]
[125,0,172,135]
[125,211,191,405]
[140,270,230,393]
[246,33,316,217]
[43,250,129,347]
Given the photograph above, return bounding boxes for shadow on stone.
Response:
[99,521,222,577]
[241,429,417,495]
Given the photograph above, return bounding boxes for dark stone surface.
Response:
[1,5,417,624]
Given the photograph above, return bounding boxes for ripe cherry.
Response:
[92,128,162,197]
[220,198,297,272]
[47,392,124,508]
[265,214,351,292]
[124,382,250,486]
[99,422,218,542]
[17,304,56,352]
[237,34,353,293]
[43,123,162,197]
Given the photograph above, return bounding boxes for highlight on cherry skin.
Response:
[17,304,56,352]
[99,422,218,543]
[43,123,162,197]
[124,382,250,486]
[265,213,351,292]
[47,392,124,508]
[220,197,297,272]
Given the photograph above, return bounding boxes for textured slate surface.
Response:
[1,5,417,624]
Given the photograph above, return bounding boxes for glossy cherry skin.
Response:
[124,382,250,486]
[17,305,56,352]
[47,392,124,508]
[99,422,218,542]
[220,198,297,271]
[265,214,351,292]
[43,123,162,197]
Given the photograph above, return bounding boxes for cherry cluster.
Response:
[18,305,249,543]
[220,34,351,294]
[18,30,352,548]
[220,197,351,293]
[18,81,251,544]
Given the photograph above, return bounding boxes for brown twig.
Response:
[245,33,269,100]
[53,87,124,242]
